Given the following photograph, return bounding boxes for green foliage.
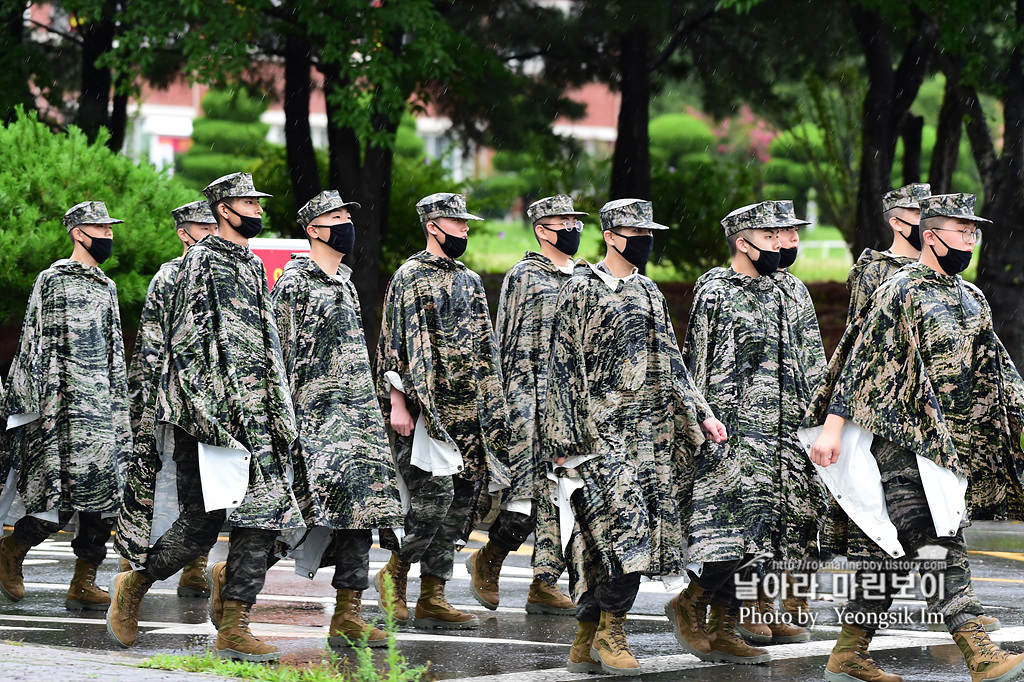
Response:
[0,108,201,328]
[251,144,330,239]
[650,155,761,280]
[384,154,455,274]
[175,87,270,191]
[648,113,716,167]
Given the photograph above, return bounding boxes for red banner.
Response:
[249,238,310,289]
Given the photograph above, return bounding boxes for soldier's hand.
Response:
[701,417,728,444]
[556,456,566,465]
[810,430,842,467]
[390,403,415,437]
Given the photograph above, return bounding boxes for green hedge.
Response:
[0,108,202,328]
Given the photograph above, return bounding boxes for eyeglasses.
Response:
[539,220,584,232]
[932,226,982,244]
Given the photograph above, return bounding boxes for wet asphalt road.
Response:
[2,522,1024,681]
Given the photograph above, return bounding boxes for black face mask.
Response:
[225,204,263,238]
[542,226,582,257]
[895,217,922,251]
[744,240,781,276]
[434,224,467,259]
[930,231,973,276]
[778,247,798,269]
[314,221,355,256]
[79,232,113,264]
[609,231,654,267]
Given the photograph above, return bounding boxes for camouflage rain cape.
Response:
[845,249,916,325]
[495,252,574,499]
[375,251,512,494]
[1,260,131,520]
[271,255,402,532]
[154,236,302,534]
[543,262,712,599]
[771,269,828,396]
[682,268,827,566]
[805,261,1024,523]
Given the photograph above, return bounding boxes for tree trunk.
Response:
[77,1,116,143]
[1,0,33,124]
[284,33,322,237]
[107,88,128,152]
[610,24,651,201]
[901,114,923,185]
[928,68,964,195]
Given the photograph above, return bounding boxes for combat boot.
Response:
[952,617,1024,682]
[567,620,602,673]
[414,574,479,629]
[106,570,155,648]
[782,571,813,628]
[664,581,712,658]
[329,588,387,648]
[824,624,902,682]
[65,559,111,611]
[0,534,31,602]
[707,603,770,664]
[216,600,280,662]
[208,560,226,628]
[374,552,411,625]
[177,554,210,597]
[736,591,772,645]
[930,614,1002,632]
[526,577,575,615]
[118,558,131,572]
[757,589,810,643]
[590,611,640,676]
[466,541,509,610]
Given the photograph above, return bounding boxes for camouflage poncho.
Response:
[271,255,402,530]
[1,260,131,516]
[683,268,827,566]
[495,252,574,499]
[846,249,916,324]
[155,236,303,531]
[806,262,1024,521]
[543,263,712,598]
[115,258,181,561]
[375,251,512,492]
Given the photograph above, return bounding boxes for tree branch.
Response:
[647,7,716,74]
[960,82,999,201]
[28,18,83,45]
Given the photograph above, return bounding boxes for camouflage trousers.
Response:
[393,430,476,581]
[142,428,277,604]
[844,443,982,632]
[488,479,567,586]
[689,556,754,610]
[13,512,114,565]
[576,572,641,621]
[488,505,535,551]
[276,529,372,591]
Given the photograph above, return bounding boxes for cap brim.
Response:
[457,212,485,221]
[342,201,361,211]
[95,218,124,225]
[244,191,273,198]
[924,212,992,224]
[636,219,669,230]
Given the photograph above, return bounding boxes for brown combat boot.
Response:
[665,581,712,658]
[466,541,509,610]
[207,560,227,628]
[414,574,479,629]
[65,559,111,611]
[824,624,902,682]
[952,617,1024,682]
[590,611,640,676]
[216,600,280,662]
[329,588,387,649]
[374,552,411,625]
[757,589,810,643]
[106,570,155,648]
[707,603,770,664]
[177,554,210,597]
[0,534,31,602]
[567,620,602,673]
[781,571,813,627]
[526,577,575,615]
[736,592,772,645]
[118,558,131,572]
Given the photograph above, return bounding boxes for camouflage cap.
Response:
[919,193,992,224]
[63,201,124,232]
[771,200,811,228]
[599,198,668,231]
[720,201,795,237]
[171,200,217,227]
[297,190,362,227]
[201,172,273,203]
[882,183,931,213]
[527,194,589,223]
[415,193,483,221]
